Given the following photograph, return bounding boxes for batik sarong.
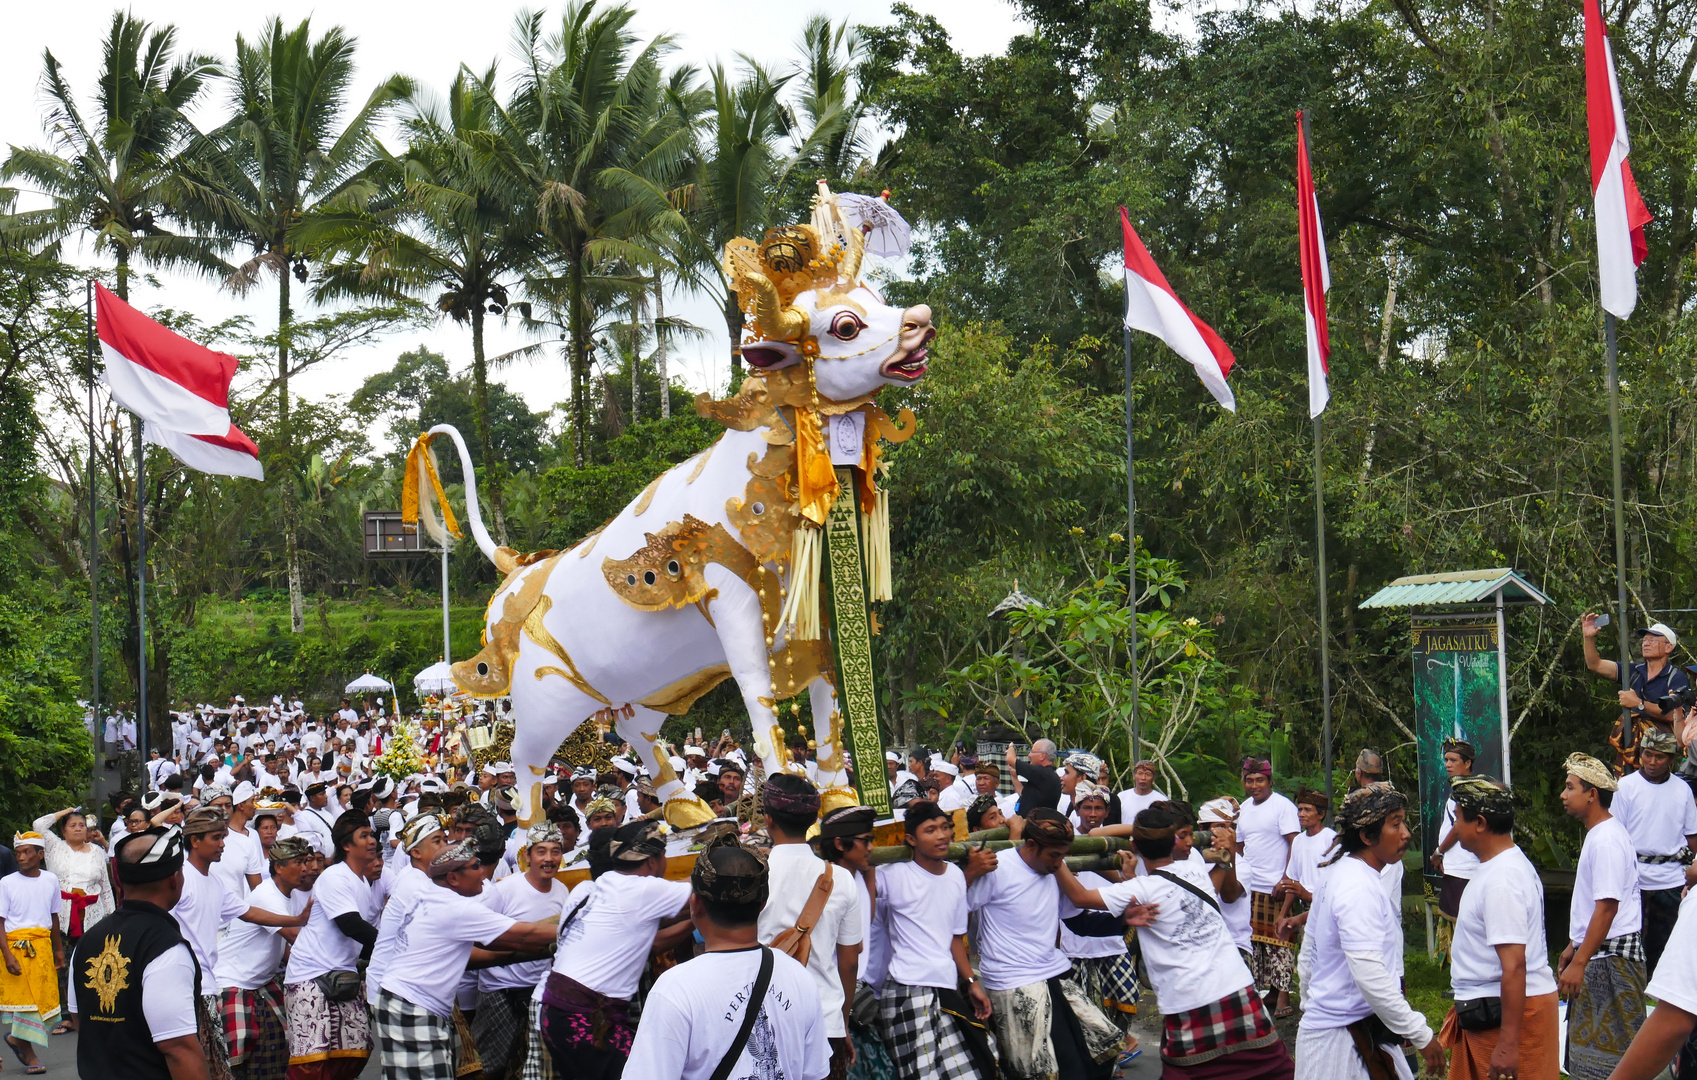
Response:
[1249,892,1294,993]
[375,989,456,1080]
[284,977,372,1072]
[1564,938,1647,1080]
[220,982,287,1079]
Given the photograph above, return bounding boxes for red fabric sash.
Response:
[62,890,98,937]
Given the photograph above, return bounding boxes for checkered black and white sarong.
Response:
[875,983,988,1080]
[471,987,530,1078]
[375,989,457,1080]
[518,999,556,1080]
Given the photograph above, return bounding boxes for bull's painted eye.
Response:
[828,311,864,340]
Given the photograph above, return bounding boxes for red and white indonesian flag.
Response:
[96,283,262,479]
[1586,0,1652,319]
[144,421,265,481]
[1296,113,1330,419]
[1120,207,1236,412]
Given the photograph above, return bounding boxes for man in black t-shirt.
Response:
[1006,739,1063,814]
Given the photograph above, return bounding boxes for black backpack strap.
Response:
[709,947,775,1080]
[1151,868,1223,914]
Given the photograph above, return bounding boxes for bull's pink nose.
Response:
[902,304,933,331]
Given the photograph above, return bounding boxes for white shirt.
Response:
[878,861,967,990]
[285,861,375,984]
[0,871,62,930]
[380,885,516,1017]
[1613,771,1697,891]
[1449,845,1556,1001]
[1645,888,1697,1013]
[967,848,1070,991]
[1101,859,1252,1013]
[1300,856,1403,1029]
[1570,816,1643,946]
[479,874,570,993]
[294,804,336,856]
[1117,787,1167,825]
[173,862,246,975]
[550,873,692,1000]
[937,778,976,813]
[756,845,863,1037]
[1286,827,1337,896]
[211,829,264,908]
[1440,800,1481,879]
[367,863,434,1005]
[216,880,309,991]
[1058,871,1126,960]
[623,947,831,1080]
[1237,792,1299,893]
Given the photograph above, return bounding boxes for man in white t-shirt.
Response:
[293,781,337,856]
[208,782,264,906]
[1236,757,1299,1015]
[1116,759,1167,826]
[1610,728,1697,977]
[756,775,863,1075]
[539,819,694,1074]
[970,807,1117,1079]
[873,800,998,1080]
[375,840,557,1080]
[625,841,831,1080]
[173,808,311,1076]
[1431,737,1482,923]
[1272,787,1334,941]
[1606,882,1697,1078]
[215,836,317,1075]
[471,823,570,1077]
[1440,777,1559,1080]
[1293,783,1442,1079]
[1559,752,1647,1079]
[367,813,452,1008]
[1059,802,1291,1077]
[284,812,381,1074]
[0,833,63,1070]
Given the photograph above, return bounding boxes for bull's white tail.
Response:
[424,424,498,562]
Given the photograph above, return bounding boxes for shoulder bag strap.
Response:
[709,946,775,1080]
[1150,867,1223,915]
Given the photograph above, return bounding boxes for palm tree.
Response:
[473,3,695,465]
[790,17,873,190]
[0,12,224,299]
[303,67,546,545]
[171,17,410,631]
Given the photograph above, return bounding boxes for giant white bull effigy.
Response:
[404,184,933,827]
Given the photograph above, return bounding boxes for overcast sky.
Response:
[2,0,1028,438]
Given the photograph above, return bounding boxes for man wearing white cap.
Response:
[1584,614,1691,764]
[682,744,708,789]
[934,756,974,812]
[210,781,265,905]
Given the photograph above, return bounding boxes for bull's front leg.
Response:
[808,679,854,792]
[704,564,790,779]
[613,704,715,828]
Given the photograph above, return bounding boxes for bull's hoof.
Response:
[663,793,717,829]
[819,786,860,815]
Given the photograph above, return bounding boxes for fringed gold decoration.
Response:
[779,526,823,640]
[868,486,893,601]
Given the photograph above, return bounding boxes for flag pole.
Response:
[1123,322,1141,769]
[1605,312,1632,745]
[1299,109,1334,809]
[86,280,100,800]
[135,415,149,772]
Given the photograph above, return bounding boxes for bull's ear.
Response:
[740,340,801,370]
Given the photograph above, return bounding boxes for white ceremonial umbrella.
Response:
[838,192,912,258]
[413,661,458,696]
[345,672,394,693]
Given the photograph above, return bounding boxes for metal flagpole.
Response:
[135,416,149,770]
[1314,414,1334,809]
[1123,323,1141,767]
[1605,313,1632,747]
[86,281,100,799]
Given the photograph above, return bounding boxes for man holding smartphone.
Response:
[1583,614,1690,768]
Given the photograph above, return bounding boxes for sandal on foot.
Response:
[48,1023,70,1037]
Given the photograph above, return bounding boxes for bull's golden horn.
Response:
[745,271,809,343]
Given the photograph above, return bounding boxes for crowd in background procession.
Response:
[5,672,1697,1080]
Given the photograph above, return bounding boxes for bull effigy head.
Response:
[723,183,934,404]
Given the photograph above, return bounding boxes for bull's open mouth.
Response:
[882,348,929,381]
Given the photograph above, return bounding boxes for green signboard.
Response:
[1411,619,1505,881]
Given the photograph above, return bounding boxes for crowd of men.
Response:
[5,641,1697,1080]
